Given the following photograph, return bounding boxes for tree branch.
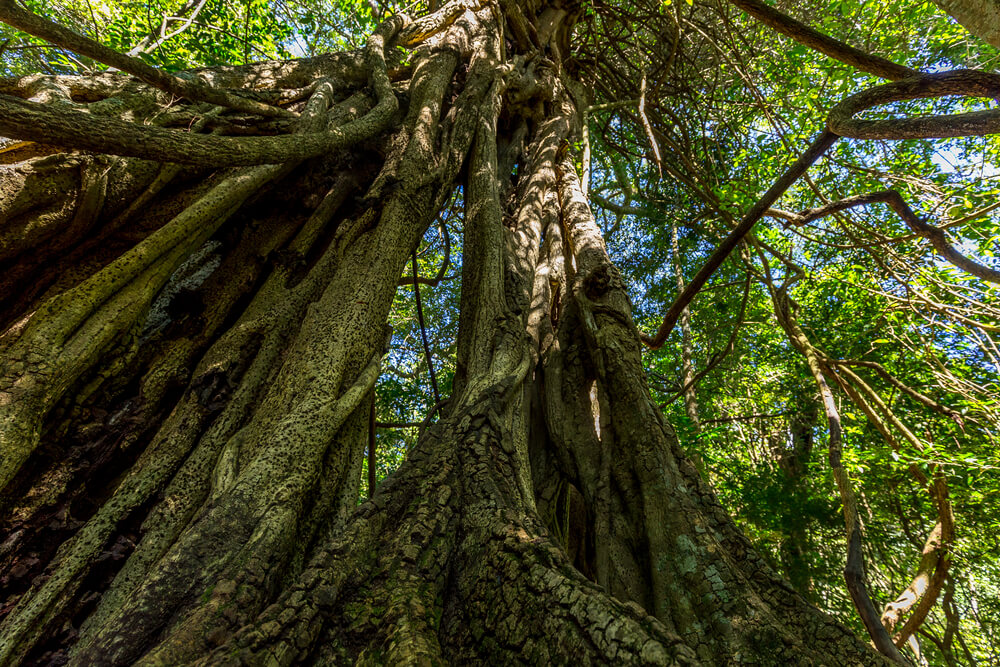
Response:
[659,271,751,406]
[882,470,955,650]
[643,69,1000,349]
[769,286,907,664]
[128,0,210,56]
[641,130,839,349]
[399,218,451,287]
[728,0,918,81]
[588,191,654,217]
[786,189,1000,284]
[0,0,292,117]
[831,358,964,426]
[412,251,441,405]
[0,16,402,166]
[828,69,1000,140]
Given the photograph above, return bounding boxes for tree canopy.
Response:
[1,0,999,665]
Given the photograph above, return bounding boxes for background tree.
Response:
[0,0,998,664]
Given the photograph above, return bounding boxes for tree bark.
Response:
[0,1,892,664]
[932,0,1000,49]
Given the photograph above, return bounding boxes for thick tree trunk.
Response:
[932,0,1000,49]
[0,1,891,664]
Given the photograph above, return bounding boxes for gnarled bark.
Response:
[0,2,894,665]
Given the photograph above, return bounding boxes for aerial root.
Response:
[0,13,402,166]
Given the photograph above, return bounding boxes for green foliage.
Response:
[0,0,392,75]
[585,0,1000,660]
[5,0,1000,660]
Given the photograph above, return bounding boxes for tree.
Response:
[0,0,998,664]
[932,0,1000,49]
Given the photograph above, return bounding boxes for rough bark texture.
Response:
[932,0,1000,49]
[0,1,892,664]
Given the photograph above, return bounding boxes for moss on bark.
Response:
[0,3,895,665]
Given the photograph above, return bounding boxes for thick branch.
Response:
[0,94,335,165]
[0,16,402,166]
[828,69,1000,140]
[0,0,291,118]
[728,0,918,81]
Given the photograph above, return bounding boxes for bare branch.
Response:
[728,0,918,81]
[831,359,964,426]
[641,130,839,349]
[828,70,1000,140]
[399,217,452,287]
[128,0,210,57]
[786,190,1000,284]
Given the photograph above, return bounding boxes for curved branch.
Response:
[646,70,1000,349]
[882,471,955,649]
[399,217,451,286]
[0,17,402,166]
[728,0,918,81]
[589,191,654,217]
[770,72,1000,286]
[787,189,1000,284]
[828,69,1000,140]
[0,0,291,118]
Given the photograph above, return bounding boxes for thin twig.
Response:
[642,130,839,349]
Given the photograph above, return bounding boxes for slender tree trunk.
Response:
[0,1,892,664]
[669,222,701,432]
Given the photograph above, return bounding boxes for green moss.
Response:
[200,583,216,605]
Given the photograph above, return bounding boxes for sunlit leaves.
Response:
[587,0,1000,658]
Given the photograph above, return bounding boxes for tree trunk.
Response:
[932,0,1000,49]
[0,2,890,664]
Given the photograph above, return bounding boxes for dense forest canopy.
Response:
[0,0,999,664]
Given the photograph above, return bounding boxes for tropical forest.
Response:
[0,0,998,664]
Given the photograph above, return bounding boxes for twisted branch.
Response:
[780,190,1000,284]
[828,70,1000,140]
[0,15,403,166]
[0,0,291,117]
